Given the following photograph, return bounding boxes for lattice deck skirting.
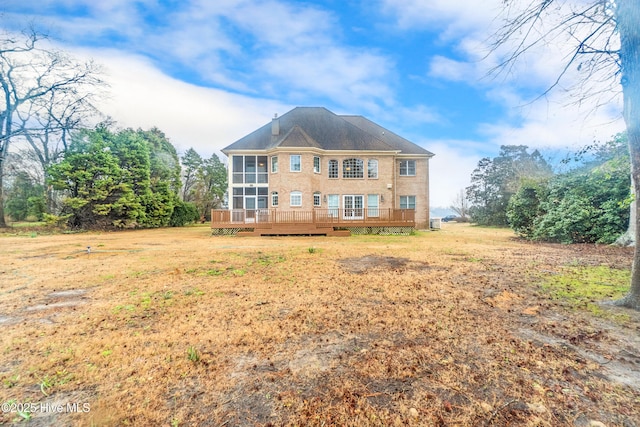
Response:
[212,226,414,236]
[339,226,414,236]
[211,228,254,236]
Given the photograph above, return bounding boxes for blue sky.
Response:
[2,0,625,207]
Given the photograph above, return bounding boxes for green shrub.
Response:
[507,180,547,239]
[170,201,200,227]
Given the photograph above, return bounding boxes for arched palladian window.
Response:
[342,158,364,179]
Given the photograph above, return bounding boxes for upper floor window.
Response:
[343,158,364,179]
[328,160,339,178]
[271,156,278,173]
[232,155,268,184]
[314,156,321,173]
[368,159,378,179]
[290,191,302,207]
[400,195,416,209]
[399,160,416,176]
[290,155,301,172]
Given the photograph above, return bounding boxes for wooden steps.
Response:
[237,224,351,236]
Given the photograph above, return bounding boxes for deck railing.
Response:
[211,208,415,228]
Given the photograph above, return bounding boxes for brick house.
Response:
[216,107,434,234]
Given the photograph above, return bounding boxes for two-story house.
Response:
[214,107,434,235]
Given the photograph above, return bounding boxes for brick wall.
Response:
[263,151,430,228]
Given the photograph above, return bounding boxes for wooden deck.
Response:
[211,208,415,236]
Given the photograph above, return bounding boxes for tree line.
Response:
[465,135,631,245]
[1,29,227,229]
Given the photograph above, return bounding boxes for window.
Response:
[313,192,321,207]
[271,156,278,173]
[328,194,339,217]
[290,191,302,207]
[232,155,268,183]
[232,187,268,210]
[367,194,379,217]
[257,157,268,183]
[400,196,416,209]
[314,156,321,173]
[232,156,243,184]
[343,158,364,178]
[368,159,378,179]
[271,191,279,207]
[232,187,243,209]
[399,160,416,176]
[290,155,301,172]
[328,160,339,178]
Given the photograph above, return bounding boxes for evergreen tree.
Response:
[47,126,183,229]
[4,172,46,221]
[466,145,552,226]
[181,148,203,202]
[193,153,227,220]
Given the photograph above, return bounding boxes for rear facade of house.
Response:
[220,107,434,230]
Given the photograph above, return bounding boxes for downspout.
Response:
[393,154,397,210]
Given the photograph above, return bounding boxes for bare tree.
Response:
[450,189,470,219]
[0,28,104,226]
[491,0,639,309]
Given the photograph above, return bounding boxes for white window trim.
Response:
[290,154,302,172]
[368,159,378,179]
[367,194,379,217]
[343,158,364,179]
[399,160,416,177]
[400,195,416,210]
[290,191,302,207]
[343,194,364,220]
[328,159,339,179]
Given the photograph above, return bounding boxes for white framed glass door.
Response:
[343,195,364,220]
[245,196,256,222]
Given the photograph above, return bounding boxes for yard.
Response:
[0,223,638,426]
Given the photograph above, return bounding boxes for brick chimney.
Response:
[271,113,279,136]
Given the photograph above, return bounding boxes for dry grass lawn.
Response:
[0,223,639,426]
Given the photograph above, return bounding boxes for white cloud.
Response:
[379,0,503,39]
[479,89,625,150]
[12,0,399,116]
[425,140,481,207]
[428,55,479,82]
[77,48,289,158]
[257,47,395,112]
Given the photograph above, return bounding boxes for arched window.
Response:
[342,158,363,179]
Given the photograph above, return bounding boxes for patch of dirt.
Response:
[339,255,432,274]
[0,288,90,326]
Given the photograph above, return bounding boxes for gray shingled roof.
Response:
[340,115,434,156]
[222,107,434,156]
